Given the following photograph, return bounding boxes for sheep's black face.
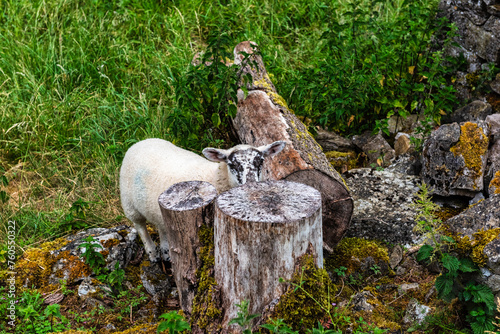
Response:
[227,148,265,187]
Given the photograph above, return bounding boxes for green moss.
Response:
[455,228,500,267]
[450,122,489,186]
[190,225,222,332]
[326,238,389,276]
[270,254,335,332]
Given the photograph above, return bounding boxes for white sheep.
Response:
[119,138,286,262]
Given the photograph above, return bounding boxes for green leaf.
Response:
[424,98,434,112]
[459,257,478,273]
[416,244,433,262]
[435,274,454,301]
[441,253,460,274]
[468,284,496,311]
[211,113,221,128]
[440,235,455,244]
[1,175,8,186]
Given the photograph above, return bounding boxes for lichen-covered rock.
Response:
[484,236,500,275]
[446,194,500,237]
[343,168,421,245]
[315,129,355,152]
[352,132,395,166]
[443,100,493,124]
[445,195,500,275]
[48,226,139,285]
[438,1,500,64]
[490,170,500,195]
[422,121,489,197]
[385,153,422,176]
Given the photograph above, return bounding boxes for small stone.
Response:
[351,291,375,312]
[352,132,395,166]
[398,283,420,295]
[394,133,412,156]
[403,298,431,325]
[486,275,500,292]
[491,74,500,95]
[486,113,500,143]
[389,245,404,269]
[78,278,97,297]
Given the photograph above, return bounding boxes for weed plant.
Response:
[413,184,497,334]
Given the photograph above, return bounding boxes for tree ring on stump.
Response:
[216,180,321,223]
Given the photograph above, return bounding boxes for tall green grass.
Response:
[0,0,451,248]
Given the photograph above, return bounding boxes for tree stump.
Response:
[214,180,323,331]
[158,181,218,315]
[232,41,353,252]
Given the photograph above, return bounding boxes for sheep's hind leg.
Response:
[133,217,160,262]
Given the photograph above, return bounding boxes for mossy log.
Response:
[232,41,353,252]
[215,180,323,332]
[158,181,217,316]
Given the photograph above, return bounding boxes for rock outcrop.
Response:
[422,121,489,197]
[343,168,421,245]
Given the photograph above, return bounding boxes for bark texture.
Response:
[158,181,217,315]
[232,41,353,251]
[214,180,323,332]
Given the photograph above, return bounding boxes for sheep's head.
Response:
[203,141,286,188]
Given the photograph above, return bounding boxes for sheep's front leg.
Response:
[133,217,160,262]
[155,220,171,262]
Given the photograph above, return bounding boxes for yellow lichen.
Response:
[490,170,500,194]
[325,150,358,172]
[455,228,500,266]
[450,122,489,184]
[253,74,289,109]
[16,238,70,290]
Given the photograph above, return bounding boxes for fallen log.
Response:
[214,180,323,332]
[232,41,353,252]
[158,181,218,316]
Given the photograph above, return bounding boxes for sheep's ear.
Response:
[202,148,228,162]
[259,141,286,157]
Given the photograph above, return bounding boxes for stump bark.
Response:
[214,180,323,332]
[232,41,353,252]
[158,181,218,315]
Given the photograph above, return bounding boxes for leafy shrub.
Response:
[167,25,241,150]
[269,0,461,136]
